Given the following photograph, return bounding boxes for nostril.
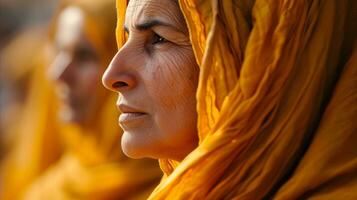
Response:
[104,73,136,92]
[112,81,128,88]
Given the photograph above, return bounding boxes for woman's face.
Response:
[49,6,101,125]
[102,0,199,161]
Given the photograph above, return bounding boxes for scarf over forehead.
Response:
[116,0,357,199]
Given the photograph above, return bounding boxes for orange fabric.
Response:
[274,43,357,200]
[116,0,357,199]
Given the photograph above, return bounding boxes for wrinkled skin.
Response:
[102,0,199,161]
[49,6,101,125]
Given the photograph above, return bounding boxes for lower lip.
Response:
[119,113,147,125]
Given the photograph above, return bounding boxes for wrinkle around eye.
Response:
[151,33,167,45]
[152,28,190,46]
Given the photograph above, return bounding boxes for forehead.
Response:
[56,6,85,46]
[125,0,184,29]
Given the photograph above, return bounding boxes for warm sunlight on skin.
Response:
[102,0,199,161]
[48,6,101,125]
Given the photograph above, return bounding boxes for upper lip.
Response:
[117,104,145,114]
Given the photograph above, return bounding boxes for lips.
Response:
[117,104,147,125]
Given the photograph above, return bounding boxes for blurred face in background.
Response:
[49,6,101,125]
[102,0,199,161]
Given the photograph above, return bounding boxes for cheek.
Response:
[148,46,199,152]
[76,62,101,94]
[146,46,199,110]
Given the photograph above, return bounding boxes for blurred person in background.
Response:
[1,0,161,199]
[0,25,63,199]
[0,26,53,159]
[0,0,58,162]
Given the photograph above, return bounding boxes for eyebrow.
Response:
[124,19,177,33]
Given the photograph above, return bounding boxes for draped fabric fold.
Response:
[117,0,357,199]
[274,44,357,200]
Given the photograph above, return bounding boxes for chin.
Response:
[59,110,85,126]
[58,108,74,122]
[120,131,162,159]
[121,131,148,159]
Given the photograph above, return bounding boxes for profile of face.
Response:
[49,6,101,125]
[102,0,199,161]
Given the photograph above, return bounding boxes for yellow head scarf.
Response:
[116,0,357,199]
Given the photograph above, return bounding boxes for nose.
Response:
[47,52,73,83]
[102,50,137,93]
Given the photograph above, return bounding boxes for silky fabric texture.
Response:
[1,0,161,199]
[115,0,357,199]
[0,29,63,200]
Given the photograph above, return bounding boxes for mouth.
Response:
[117,104,147,125]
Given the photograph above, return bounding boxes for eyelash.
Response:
[151,33,167,45]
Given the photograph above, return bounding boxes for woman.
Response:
[103,0,199,161]
[2,0,161,199]
[103,0,357,199]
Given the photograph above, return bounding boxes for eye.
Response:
[151,33,167,45]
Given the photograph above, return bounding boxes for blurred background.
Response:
[0,1,162,199]
[0,0,58,48]
[0,0,59,160]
